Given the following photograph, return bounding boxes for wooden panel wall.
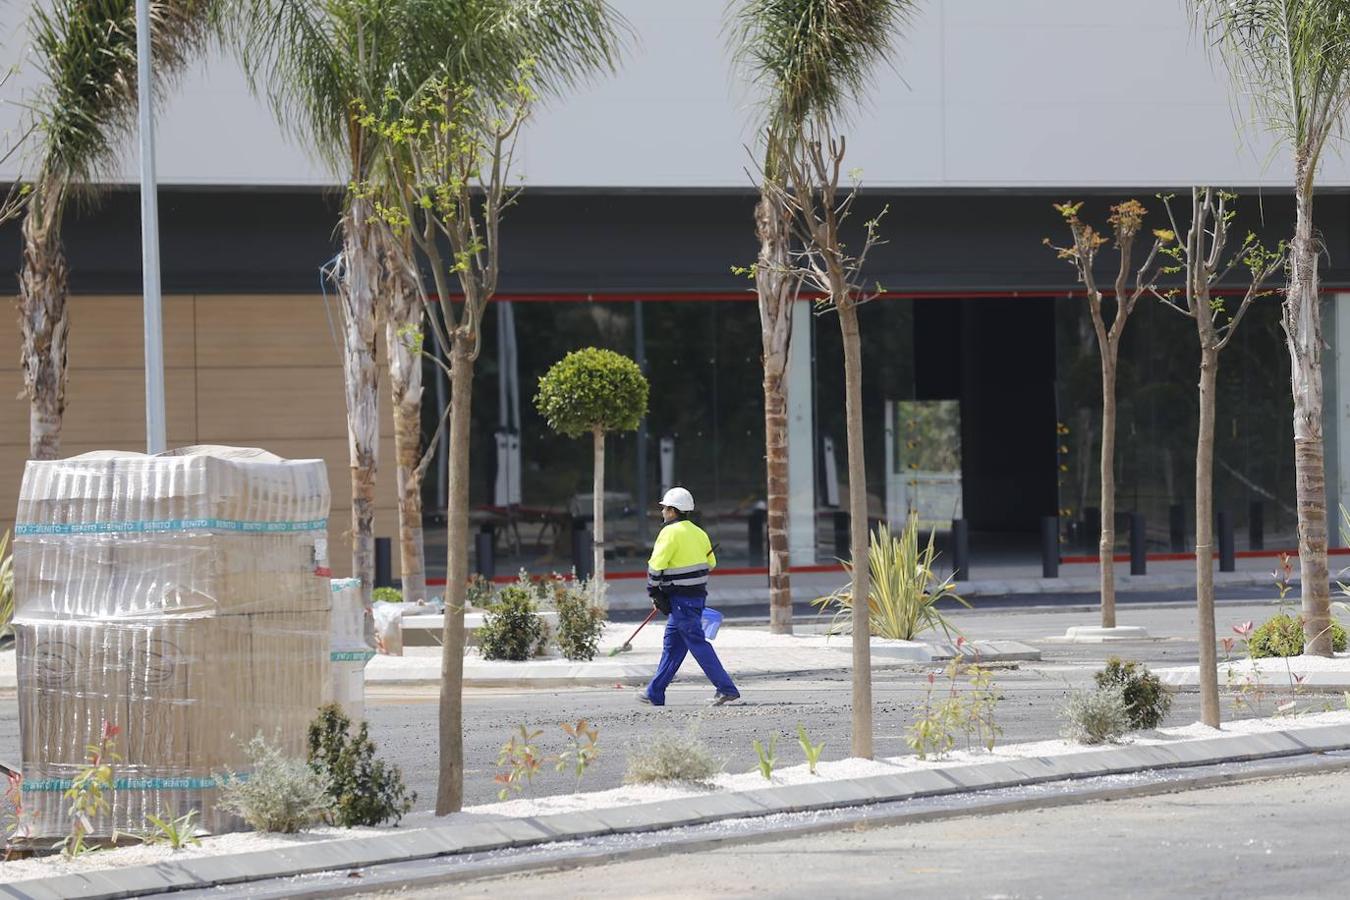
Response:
[0,294,407,579]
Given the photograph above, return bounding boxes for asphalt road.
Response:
[403,769,1350,899]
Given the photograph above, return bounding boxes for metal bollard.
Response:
[1041,516,1060,579]
[1082,506,1101,552]
[1169,504,1186,553]
[374,536,393,588]
[1249,501,1264,551]
[474,529,495,580]
[833,511,849,560]
[571,523,592,582]
[1129,513,1147,576]
[1218,511,1236,573]
[952,518,970,582]
[748,508,767,567]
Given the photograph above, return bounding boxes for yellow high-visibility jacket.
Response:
[647,519,716,596]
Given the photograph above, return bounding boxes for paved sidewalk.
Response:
[7,721,1348,900]
[366,624,1041,688]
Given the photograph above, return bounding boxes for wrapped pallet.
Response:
[12,446,331,839]
[327,578,374,722]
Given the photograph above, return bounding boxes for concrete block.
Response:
[935,760,1024,790]
[739,781,840,813]
[674,791,774,820]
[588,799,708,832]
[2,873,113,900]
[1284,724,1350,753]
[531,809,615,840]
[856,768,962,800]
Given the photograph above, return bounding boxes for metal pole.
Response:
[136,0,166,454]
[635,301,649,544]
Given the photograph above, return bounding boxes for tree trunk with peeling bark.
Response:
[436,334,474,815]
[1098,358,1118,628]
[1286,173,1332,657]
[383,246,427,605]
[339,197,381,611]
[593,427,606,586]
[1195,345,1220,727]
[755,191,794,634]
[18,180,69,461]
[839,298,872,759]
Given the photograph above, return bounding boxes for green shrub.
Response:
[215,734,332,833]
[551,580,606,661]
[1094,657,1172,730]
[478,576,550,661]
[1061,685,1130,745]
[1249,613,1347,658]
[624,729,721,785]
[372,587,403,604]
[813,514,969,640]
[307,704,415,827]
[465,574,494,609]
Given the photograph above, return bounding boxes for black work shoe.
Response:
[709,692,741,706]
[636,691,660,706]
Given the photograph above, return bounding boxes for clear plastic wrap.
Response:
[12,446,331,839]
[327,577,375,722]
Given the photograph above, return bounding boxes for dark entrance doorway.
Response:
[914,297,1059,551]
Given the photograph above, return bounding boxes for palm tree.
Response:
[19,0,213,460]
[1194,0,1350,656]
[356,0,623,814]
[733,0,916,758]
[227,0,415,610]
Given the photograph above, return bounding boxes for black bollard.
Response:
[1218,511,1236,572]
[1082,507,1101,553]
[1041,516,1060,579]
[474,529,495,580]
[1169,504,1186,553]
[749,508,767,566]
[1129,513,1147,576]
[1249,501,1264,552]
[374,536,393,588]
[571,522,592,582]
[952,518,970,582]
[833,511,849,560]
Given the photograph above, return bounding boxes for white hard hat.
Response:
[659,487,695,512]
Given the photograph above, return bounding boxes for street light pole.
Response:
[136,0,167,454]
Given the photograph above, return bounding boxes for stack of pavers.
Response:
[11,446,331,839]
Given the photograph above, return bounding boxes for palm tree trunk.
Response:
[339,198,381,607]
[1195,346,1220,727]
[385,269,427,605]
[436,334,473,815]
[1286,176,1332,656]
[756,192,794,634]
[1099,354,1117,628]
[18,182,69,461]
[839,299,873,759]
[593,427,606,588]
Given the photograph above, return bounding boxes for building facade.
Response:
[2,1,1350,577]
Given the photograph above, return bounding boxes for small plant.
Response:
[58,720,120,857]
[796,725,825,775]
[814,514,970,640]
[752,735,778,781]
[495,725,547,800]
[142,809,201,850]
[555,719,600,790]
[478,574,551,661]
[1061,684,1131,745]
[1093,658,1172,730]
[1249,613,1347,658]
[624,728,721,785]
[906,639,1001,760]
[552,580,607,661]
[216,734,333,833]
[372,587,403,603]
[465,573,494,609]
[307,705,415,827]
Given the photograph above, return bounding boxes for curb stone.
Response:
[6,723,1350,900]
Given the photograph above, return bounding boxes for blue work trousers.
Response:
[645,594,737,704]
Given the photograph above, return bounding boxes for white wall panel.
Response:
[1,0,1345,188]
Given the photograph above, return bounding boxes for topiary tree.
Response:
[535,348,649,588]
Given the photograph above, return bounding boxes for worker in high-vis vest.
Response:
[638,487,740,706]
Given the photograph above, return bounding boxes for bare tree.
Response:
[1046,201,1163,629]
[1194,0,1350,655]
[1146,188,1284,726]
[768,123,887,759]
